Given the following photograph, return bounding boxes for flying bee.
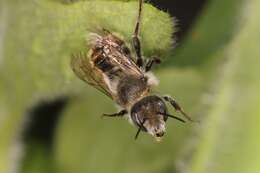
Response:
[71,0,194,140]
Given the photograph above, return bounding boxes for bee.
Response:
[71,0,193,140]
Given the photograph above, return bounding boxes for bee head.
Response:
[130,96,168,140]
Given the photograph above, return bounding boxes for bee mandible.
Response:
[71,0,194,141]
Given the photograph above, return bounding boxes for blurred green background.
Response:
[0,0,260,173]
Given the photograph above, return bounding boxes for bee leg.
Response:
[132,0,144,68]
[102,110,127,118]
[145,57,161,72]
[133,35,143,67]
[163,96,196,122]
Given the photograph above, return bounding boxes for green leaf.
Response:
[1,0,260,173]
[181,0,260,172]
[0,0,174,173]
[166,0,245,67]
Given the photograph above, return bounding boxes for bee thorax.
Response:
[117,76,149,107]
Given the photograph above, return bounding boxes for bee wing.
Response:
[70,52,113,99]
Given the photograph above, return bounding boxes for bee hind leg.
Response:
[102,110,127,118]
[132,0,144,68]
[132,35,143,67]
[163,96,197,122]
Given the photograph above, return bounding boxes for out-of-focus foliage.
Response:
[0,0,259,173]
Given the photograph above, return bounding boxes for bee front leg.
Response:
[163,96,195,122]
[145,57,161,72]
[102,110,127,118]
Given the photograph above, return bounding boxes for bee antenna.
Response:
[134,119,146,140]
[135,126,142,140]
[158,112,186,123]
[166,114,186,123]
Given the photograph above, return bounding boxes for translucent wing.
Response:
[70,52,114,99]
